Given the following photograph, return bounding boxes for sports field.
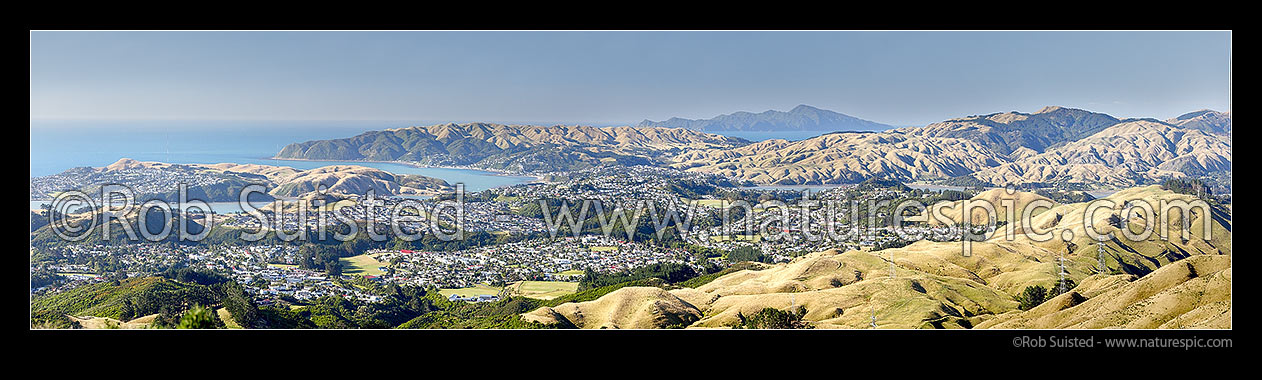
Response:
[340,254,387,276]
[690,199,729,208]
[509,281,579,300]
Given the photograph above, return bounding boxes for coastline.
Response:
[266,156,547,184]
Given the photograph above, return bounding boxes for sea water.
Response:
[30,119,534,195]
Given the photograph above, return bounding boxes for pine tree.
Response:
[176,305,218,329]
[1017,285,1047,310]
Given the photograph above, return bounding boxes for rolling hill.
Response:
[975,255,1230,329]
[274,123,749,172]
[31,158,453,203]
[270,106,1230,188]
[970,120,1232,188]
[677,107,1231,187]
[269,165,451,198]
[31,159,279,203]
[523,186,1231,329]
[522,287,703,329]
[1166,109,1231,135]
[30,277,211,327]
[901,106,1120,156]
[672,131,1008,185]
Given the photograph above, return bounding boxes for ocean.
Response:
[30,121,1120,203]
[29,119,537,196]
[29,120,831,181]
[29,120,872,205]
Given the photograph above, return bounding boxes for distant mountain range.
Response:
[637,104,892,132]
[970,119,1232,188]
[276,123,749,173]
[903,106,1121,155]
[274,106,1231,190]
[674,107,1231,188]
[1166,109,1232,135]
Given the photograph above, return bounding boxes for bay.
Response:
[30,119,535,196]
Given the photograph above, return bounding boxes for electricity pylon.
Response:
[1057,252,1069,295]
[888,251,896,279]
[1097,241,1108,275]
[870,302,877,329]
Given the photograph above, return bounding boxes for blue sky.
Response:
[30,31,1231,126]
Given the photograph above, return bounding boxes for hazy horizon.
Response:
[25,102,1229,130]
[31,31,1230,127]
